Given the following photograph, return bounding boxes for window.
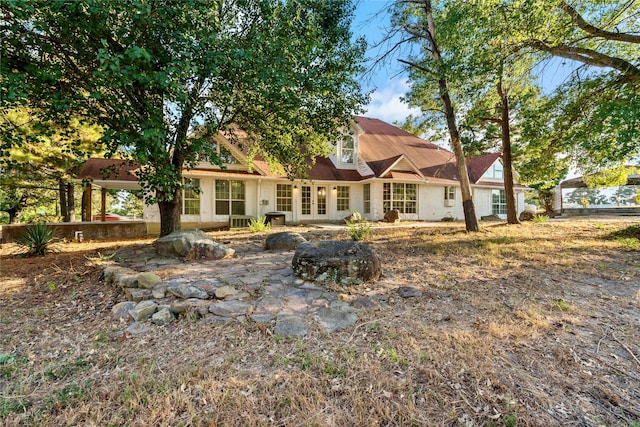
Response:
[276,184,292,212]
[489,162,503,179]
[301,186,311,215]
[215,180,245,215]
[444,186,455,200]
[383,183,417,213]
[339,136,355,164]
[183,178,200,215]
[492,189,506,215]
[363,183,370,214]
[336,186,350,211]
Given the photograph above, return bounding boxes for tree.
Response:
[389,0,479,232]
[0,108,103,222]
[513,1,640,174]
[2,0,367,236]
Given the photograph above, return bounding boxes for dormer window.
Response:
[339,135,355,164]
[489,162,503,179]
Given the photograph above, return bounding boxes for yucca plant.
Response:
[16,223,59,257]
[248,216,271,233]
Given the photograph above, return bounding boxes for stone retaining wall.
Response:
[1,221,148,243]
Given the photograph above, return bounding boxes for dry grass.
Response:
[1,218,639,426]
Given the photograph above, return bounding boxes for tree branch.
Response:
[526,39,640,81]
[397,58,438,76]
[559,1,640,44]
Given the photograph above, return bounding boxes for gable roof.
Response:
[78,158,138,182]
[468,152,502,183]
[78,118,521,188]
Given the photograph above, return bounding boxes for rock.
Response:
[152,283,169,299]
[315,308,358,333]
[129,300,158,321]
[292,240,382,285]
[344,211,362,223]
[167,282,210,300]
[383,209,400,223]
[170,298,211,315]
[351,296,377,310]
[151,308,175,326]
[205,314,230,325]
[519,211,535,221]
[117,275,139,288]
[481,214,501,221]
[125,322,149,335]
[112,301,137,319]
[136,272,162,289]
[124,288,153,302]
[154,229,235,260]
[397,286,422,298]
[214,285,238,299]
[265,232,307,250]
[209,300,252,317]
[250,314,275,323]
[102,265,136,285]
[274,314,308,337]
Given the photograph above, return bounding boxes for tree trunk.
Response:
[158,188,182,237]
[425,2,479,232]
[82,184,92,222]
[59,179,68,221]
[67,183,75,222]
[8,191,29,224]
[497,80,520,225]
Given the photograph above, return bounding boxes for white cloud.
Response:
[363,79,421,124]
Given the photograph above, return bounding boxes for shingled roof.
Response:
[78,117,513,186]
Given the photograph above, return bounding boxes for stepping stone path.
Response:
[105,236,382,337]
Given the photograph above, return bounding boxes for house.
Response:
[79,116,527,233]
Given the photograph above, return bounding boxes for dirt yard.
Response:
[1,218,639,426]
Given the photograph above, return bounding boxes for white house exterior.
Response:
[80,116,527,233]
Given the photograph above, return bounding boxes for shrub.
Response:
[16,223,59,257]
[346,221,371,241]
[248,216,271,233]
[532,215,549,223]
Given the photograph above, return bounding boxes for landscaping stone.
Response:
[112,301,137,319]
[170,298,211,314]
[250,314,275,323]
[397,286,422,298]
[265,232,307,250]
[481,214,501,221]
[124,288,153,302]
[315,308,358,333]
[152,283,169,299]
[129,300,158,321]
[167,282,209,300]
[209,300,252,317]
[154,229,235,260]
[136,272,162,289]
[384,209,400,223]
[214,285,238,299]
[292,240,382,285]
[151,308,175,326]
[102,265,136,285]
[274,314,308,337]
[125,322,149,335]
[344,211,362,223]
[519,211,535,221]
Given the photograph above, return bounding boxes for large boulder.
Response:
[383,209,400,223]
[519,211,535,221]
[265,232,307,250]
[292,240,382,285]
[154,229,235,260]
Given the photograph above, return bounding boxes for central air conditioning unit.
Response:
[445,199,454,207]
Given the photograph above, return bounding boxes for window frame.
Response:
[363,183,370,214]
[182,178,201,215]
[339,135,355,164]
[215,180,245,215]
[336,185,350,211]
[492,189,507,215]
[383,182,417,214]
[444,186,455,200]
[276,184,293,212]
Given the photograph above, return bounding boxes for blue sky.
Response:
[351,1,577,125]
